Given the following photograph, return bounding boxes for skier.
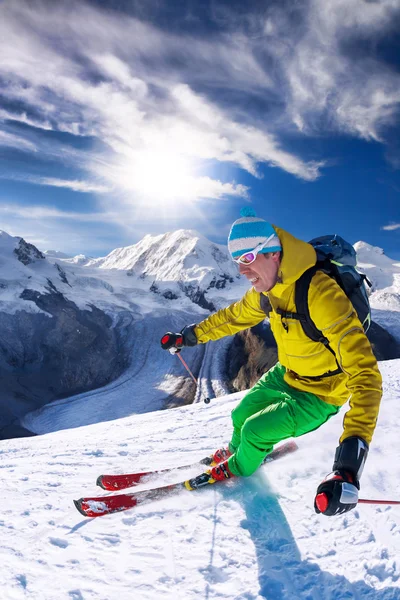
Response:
[160,209,382,516]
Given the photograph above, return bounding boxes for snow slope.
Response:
[2,359,400,600]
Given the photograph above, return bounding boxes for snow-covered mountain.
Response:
[67,229,242,311]
[355,241,400,341]
[2,358,400,599]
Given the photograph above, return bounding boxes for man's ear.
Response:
[270,251,281,263]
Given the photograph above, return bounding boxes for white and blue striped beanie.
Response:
[228,207,281,259]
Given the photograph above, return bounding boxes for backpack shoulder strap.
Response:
[295,263,342,365]
[295,264,326,343]
[260,293,272,314]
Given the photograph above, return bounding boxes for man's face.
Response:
[238,252,280,292]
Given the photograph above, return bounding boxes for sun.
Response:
[117,149,197,206]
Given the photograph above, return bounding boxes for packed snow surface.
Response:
[2,359,400,599]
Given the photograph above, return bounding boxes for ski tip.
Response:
[96,475,106,489]
[73,498,89,517]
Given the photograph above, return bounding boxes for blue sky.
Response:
[0,0,400,258]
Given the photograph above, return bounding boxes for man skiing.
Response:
[160,208,382,516]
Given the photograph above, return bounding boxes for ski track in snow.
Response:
[2,360,400,599]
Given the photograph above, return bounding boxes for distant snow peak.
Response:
[68,254,93,266]
[0,229,19,251]
[44,250,72,259]
[354,241,385,256]
[0,230,14,240]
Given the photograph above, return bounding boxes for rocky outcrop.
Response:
[229,325,278,391]
[181,283,216,312]
[14,238,45,265]
[367,321,400,361]
[0,291,131,439]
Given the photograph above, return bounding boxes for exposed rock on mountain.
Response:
[14,238,45,265]
[0,292,131,439]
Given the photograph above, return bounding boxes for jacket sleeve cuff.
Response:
[181,324,198,346]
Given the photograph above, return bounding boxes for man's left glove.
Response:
[160,324,198,353]
[314,436,368,517]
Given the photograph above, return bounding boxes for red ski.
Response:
[97,460,209,491]
[74,482,185,518]
[97,439,298,491]
[74,440,298,518]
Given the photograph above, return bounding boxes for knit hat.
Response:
[228,207,282,259]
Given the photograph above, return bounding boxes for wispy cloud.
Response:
[29,177,109,194]
[0,203,114,221]
[0,109,53,132]
[0,130,37,152]
[382,223,400,231]
[0,172,110,194]
[282,0,400,140]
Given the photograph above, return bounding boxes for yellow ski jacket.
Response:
[194,226,382,445]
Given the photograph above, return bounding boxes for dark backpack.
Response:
[276,234,372,378]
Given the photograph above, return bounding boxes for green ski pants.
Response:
[227,362,340,477]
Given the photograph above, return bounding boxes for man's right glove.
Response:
[160,324,198,353]
[314,470,359,516]
[314,436,368,516]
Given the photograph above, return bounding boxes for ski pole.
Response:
[175,352,211,404]
[359,498,400,506]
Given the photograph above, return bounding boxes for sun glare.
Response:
[122,150,197,206]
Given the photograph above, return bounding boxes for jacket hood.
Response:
[270,226,316,295]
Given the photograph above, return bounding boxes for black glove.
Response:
[160,324,198,353]
[314,436,368,517]
[314,470,359,516]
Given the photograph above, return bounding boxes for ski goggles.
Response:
[233,234,275,265]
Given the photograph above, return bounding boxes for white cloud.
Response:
[382,223,400,231]
[0,109,53,132]
[283,0,400,140]
[0,130,37,152]
[33,177,110,194]
[0,203,113,222]
[0,173,109,194]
